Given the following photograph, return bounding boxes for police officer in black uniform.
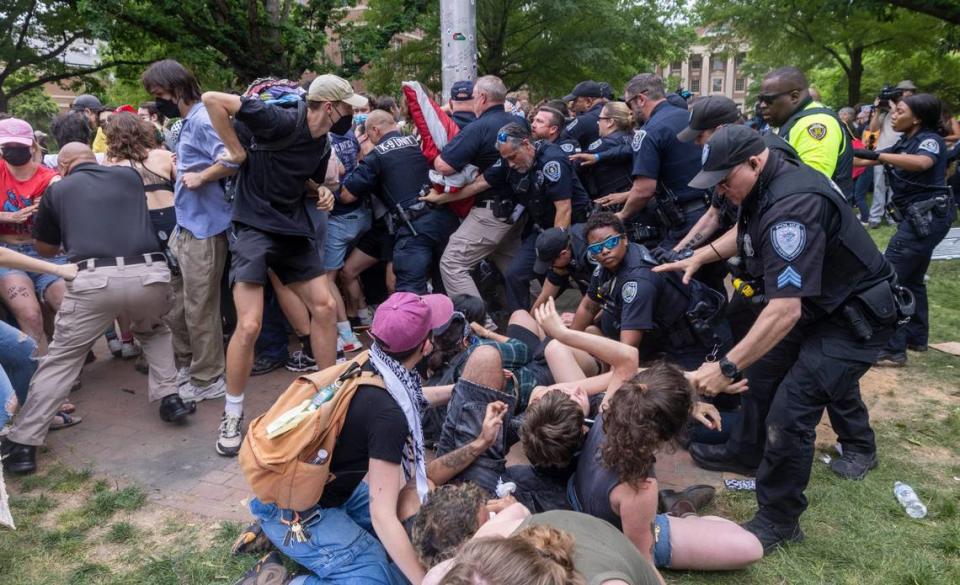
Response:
[855,93,956,366]
[531,224,594,310]
[560,80,609,151]
[486,122,590,311]
[597,74,708,251]
[343,110,459,294]
[658,125,906,554]
[570,212,727,369]
[448,80,477,130]
[530,106,580,154]
[569,101,636,200]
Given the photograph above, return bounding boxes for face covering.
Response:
[330,107,354,136]
[1,146,32,166]
[154,97,181,119]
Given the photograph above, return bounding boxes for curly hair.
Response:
[439,525,585,585]
[521,389,585,469]
[103,112,157,162]
[412,483,488,569]
[601,361,693,486]
[50,111,92,149]
[585,211,625,239]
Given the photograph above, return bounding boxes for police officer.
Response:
[758,66,853,199]
[855,93,956,366]
[597,74,708,250]
[570,212,726,369]
[425,75,527,302]
[343,110,459,294]
[560,80,609,151]
[448,80,477,129]
[569,101,636,199]
[531,224,594,310]
[1,143,191,475]
[486,122,590,311]
[530,106,580,154]
[658,126,903,553]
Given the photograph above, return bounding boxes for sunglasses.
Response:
[756,90,795,105]
[587,234,624,256]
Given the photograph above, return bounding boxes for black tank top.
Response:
[572,412,623,529]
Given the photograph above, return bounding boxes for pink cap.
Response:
[371,293,454,353]
[0,118,34,147]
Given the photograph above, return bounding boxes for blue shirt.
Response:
[630,101,706,204]
[175,103,235,238]
[330,131,363,216]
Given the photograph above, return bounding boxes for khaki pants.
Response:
[167,227,227,385]
[439,207,525,299]
[9,261,177,446]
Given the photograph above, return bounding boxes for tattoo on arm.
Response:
[689,232,705,246]
[427,441,484,485]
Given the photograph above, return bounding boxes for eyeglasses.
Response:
[756,90,795,105]
[625,90,650,108]
[586,234,624,256]
[716,164,746,191]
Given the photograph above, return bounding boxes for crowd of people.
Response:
[0,58,957,585]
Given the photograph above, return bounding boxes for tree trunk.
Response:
[846,45,864,106]
[0,92,7,114]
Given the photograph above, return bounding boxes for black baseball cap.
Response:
[72,94,104,112]
[689,125,766,189]
[450,80,474,101]
[533,228,571,275]
[563,81,603,102]
[677,96,740,143]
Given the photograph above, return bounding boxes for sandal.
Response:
[59,403,76,414]
[49,411,83,431]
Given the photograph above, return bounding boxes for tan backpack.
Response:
[238,351,384,511]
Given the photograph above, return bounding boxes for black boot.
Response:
[741,515,805,555]
[689,442,757,476]
[1,438,37,475]
[159,394,192,423]
[660,484,717,516]
[829,450,878,480]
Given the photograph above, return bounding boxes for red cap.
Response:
[371,293,454,353]
[114,105,137,115]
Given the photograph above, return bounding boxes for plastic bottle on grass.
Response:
[894,482,927,519]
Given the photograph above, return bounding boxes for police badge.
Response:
[807,123,827,141]
[543,161,562,182]
[632,130,647,152]
[621,281,638,303]
[561,143,575,153]
[588,139,602,151]
[771,221,806,261]
[919,138,940,155]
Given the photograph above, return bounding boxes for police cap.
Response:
[677,96,740,143]
[563,81,603,102]
[450,80,474,101]
[689,125,765,189]
[533,228,572,275]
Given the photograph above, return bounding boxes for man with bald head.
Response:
[1,143,189,475]
[343,110,459,293]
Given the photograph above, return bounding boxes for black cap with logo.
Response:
[563,81,604,102]
[677,96,740,143]
[533,228,572,275]
[689,125,766,189]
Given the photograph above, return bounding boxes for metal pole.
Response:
[440,0,477,101]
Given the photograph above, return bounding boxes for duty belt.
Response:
[74,253,168,270]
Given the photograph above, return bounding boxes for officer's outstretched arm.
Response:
[618,176,657,220]
[673,206,722,251]
[570,294,600,331]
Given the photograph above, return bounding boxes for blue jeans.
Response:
[0,242,67,299]
[852,167,873,222]
[0,320,37,406]
[324,210,371,271]
[250,483,404,584]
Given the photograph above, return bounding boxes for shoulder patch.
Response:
[560,143,575,153]
[770,221,806,261]
[632,130,647,152]
[777,266,802,289]
[566,118,579,131]
[491,159,502,168]
[918,138,940,155]
[543,160,562,182]
[807,123,827,141]
[621,281,638,304]
[588,139,603,151]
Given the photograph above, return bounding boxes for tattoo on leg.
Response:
[6,286,30,299]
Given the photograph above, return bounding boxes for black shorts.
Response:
[229,223,325,286]
[507,324,554,386]
[354,219,394,261]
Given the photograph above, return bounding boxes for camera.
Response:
[877,84,902,111]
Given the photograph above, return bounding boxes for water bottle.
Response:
[893,482,927,519]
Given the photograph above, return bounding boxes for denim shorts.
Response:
[324,209,372,271]
[0,242,67,299]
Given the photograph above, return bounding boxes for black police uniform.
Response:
[722,151,900,531]
[879,130,955,355]
[543,223,595,295]
[586,243,726,369]
[561,102,605,151]
[629,101,708,248]
[451,110,476,130]
[440,104,523,202]
[485,141,591,311]
[343,131,459,294]
[583,131,634,199]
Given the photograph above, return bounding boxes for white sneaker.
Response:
[216,413,243,457]
[340,332,364,353]
[176,367,190,387]
[107,338,123,358]
[179,376,226,403]
[121,340,141,359]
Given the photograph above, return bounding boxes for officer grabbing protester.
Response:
[570,212,728,369]
[343,110,460,294]
[530,224,594,311]
[657,125,909,554]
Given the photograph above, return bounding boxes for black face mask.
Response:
[330,106,354,136]
[2,146,32,166]
[155,97,181,119]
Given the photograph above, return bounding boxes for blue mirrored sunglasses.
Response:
[586,234,623,256]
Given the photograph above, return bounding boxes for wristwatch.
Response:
[719,357,742,382]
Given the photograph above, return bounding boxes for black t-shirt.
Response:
[233,98,331,237]
[451,110,476,130]
[33,163,161,261]
[343,131,431,209]
[318,384,410,508]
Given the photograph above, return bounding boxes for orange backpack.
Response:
[238,351,384,511]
